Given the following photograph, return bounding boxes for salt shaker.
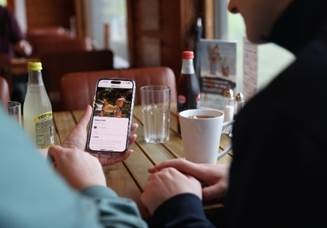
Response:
[223,88,235,122]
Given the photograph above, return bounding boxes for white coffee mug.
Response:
[179,109,232,164]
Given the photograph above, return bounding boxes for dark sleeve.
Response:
[148,193,215,228]
[6,8,23,43]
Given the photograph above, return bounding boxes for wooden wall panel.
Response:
[25,0,74,30]
[180,0,199,50]
[160,0,181,78]
[131,0,161,67]
[136,0,160,31]
[128,0,202,80]
[204,0,214,39]
[74,0,86,38]
[138,37,161,66]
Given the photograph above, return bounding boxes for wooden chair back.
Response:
[32,37,92,56]
[27,27,69,37]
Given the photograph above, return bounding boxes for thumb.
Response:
[76,105,92,129]
[48,145,66,160]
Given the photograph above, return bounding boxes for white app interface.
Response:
[89,80,133,152]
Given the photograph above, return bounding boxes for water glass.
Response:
[8,101,22,126]
[140,85,171,143]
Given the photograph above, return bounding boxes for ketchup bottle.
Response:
[177,51,200,112]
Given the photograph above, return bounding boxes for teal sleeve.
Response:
[81,186,147,228]
[0,108,146,228]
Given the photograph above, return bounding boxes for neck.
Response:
[268,0,327,54]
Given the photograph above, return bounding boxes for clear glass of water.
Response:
[8,101,22,126]
[140,85,171,143]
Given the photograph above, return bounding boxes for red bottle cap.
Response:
[182,51,194,59]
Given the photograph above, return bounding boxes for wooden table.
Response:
[53,106,232,216]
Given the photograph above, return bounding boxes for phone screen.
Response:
[88,79,135,152]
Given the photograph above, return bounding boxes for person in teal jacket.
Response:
[0,105,147,228]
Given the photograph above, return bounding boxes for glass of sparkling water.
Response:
[140,85,171,143]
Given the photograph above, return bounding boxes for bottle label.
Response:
[33,112,54,148]
[178,95,187,104]
[181,60,195,74]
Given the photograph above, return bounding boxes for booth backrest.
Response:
[60,67,177,110]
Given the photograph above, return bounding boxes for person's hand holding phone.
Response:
[48,145,106,190]
[62,105,138,166]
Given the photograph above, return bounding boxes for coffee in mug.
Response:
[190,114,220,119]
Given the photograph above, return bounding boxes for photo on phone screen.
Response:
[88,79,135,152]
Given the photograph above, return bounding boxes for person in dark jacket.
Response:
[0,6,32,104]
[141,0,327,227]
[0,5,32,56]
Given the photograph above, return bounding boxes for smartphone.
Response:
[87,79,135,153]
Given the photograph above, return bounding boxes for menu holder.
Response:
[198,39,237,95]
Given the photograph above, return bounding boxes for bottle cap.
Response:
[182,51,194,60]
[28,61,42,72]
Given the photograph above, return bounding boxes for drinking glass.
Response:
[141,85,171,143]
[8,101,22,126]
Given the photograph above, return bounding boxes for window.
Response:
[0,0,6,6]
[85,0,129,68]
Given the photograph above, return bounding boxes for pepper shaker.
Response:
[235,92,245,114]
